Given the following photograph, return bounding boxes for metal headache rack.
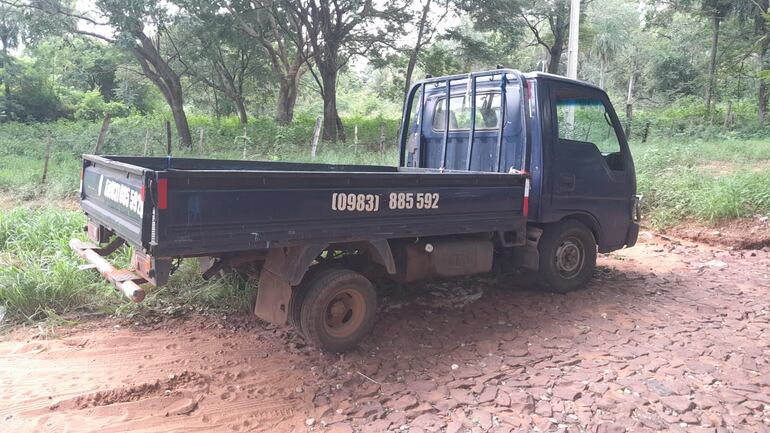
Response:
[399,68,530,173]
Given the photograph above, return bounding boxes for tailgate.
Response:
[80,155,151,249]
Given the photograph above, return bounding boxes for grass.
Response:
[0,208,115,322]
[0,207,260,324]
[0,115,769,325]
[631,137,770,227]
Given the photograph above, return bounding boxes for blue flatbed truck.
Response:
[71,68,640,351]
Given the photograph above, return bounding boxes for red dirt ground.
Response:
[1,234,769,433]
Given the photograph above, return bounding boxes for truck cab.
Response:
[399,69,639,291]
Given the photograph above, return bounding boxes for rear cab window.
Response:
[433,93,501,131]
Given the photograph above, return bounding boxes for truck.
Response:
[71,68,640,352]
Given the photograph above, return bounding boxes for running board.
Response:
[69,239,147,302]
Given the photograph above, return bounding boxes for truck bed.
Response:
[80,155,528,257]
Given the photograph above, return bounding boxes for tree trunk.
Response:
[171,102,192,149]
[404,50,420,97]
[547,45,563,75]
[404,0,433,96]
[131,34,193,148]
[625,70,636,140]
[276,72,299,124]
[235,96,248,125]
[759,41,769,125]
[760,79,768,125]
[320,65,341,142]
[598,53,606,89]
[705,15,720,116]
[546,15,567,75]
[758,0,770,125]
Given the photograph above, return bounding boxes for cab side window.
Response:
[556,98,624,170]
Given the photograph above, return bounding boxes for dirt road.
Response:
[1,234,769,433]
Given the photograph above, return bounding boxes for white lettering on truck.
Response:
[101,178,143,217]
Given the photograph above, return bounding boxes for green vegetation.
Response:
[633,138,770,226]
[0,207,260,325]
[0,208,114,322]
[0,115,768,327]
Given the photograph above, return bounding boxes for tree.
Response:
[16,0,194,146]
[0,4,20,103]
[701,0,733,116]
[587,0,634,88]
[458,0,575,74]
[289,0,407,142]
[171,15,264,124]
[759,0,770,124]
[402,0,450,96]
[738,0,770,124]
[222,0,312,124]
[31,37,121,101]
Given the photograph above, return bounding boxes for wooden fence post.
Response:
[94,113,111,154]
[143,129,151,156]
[41,130,52,183]
[198,127,206,153]
[379,123,386,153]
[354,124,359,154]
[165,120,172,156]
[724,101,733,129]
[311,116,322,159]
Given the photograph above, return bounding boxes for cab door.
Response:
[545,81,636,251]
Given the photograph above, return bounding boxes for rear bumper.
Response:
[70,239,147,303]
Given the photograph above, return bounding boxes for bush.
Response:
[67,90,131,121]
[627,97,770,142]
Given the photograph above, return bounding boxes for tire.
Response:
[537,219,597,293]
[299,268,377,352]
[288,266,327,338]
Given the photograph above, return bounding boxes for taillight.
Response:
[157,178,168,210]
[523,178,531,217]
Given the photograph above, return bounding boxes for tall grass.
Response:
[0,208,115,321]
[631,137,770,227]
[0,207,258,323]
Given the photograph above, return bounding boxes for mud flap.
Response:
[255,244,326,325]
[512,226,544,270]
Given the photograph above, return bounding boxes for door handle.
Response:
[558,174,576,191]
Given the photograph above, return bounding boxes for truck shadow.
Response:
[337,262,692,382]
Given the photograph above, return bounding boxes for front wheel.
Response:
[299,268,377,352]
[537,220,597,293]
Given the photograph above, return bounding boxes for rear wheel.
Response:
[288,266,327,338]
[538,220,597,293]
[299,268,377,352]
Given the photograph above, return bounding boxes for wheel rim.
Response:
[554,236,585,279]
[323,288,366,339]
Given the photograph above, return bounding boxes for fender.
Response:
[362,239,397,275]
[255,244,327,325]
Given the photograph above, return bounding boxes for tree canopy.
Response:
[0,0,767,140]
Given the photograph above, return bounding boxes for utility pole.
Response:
[566,0,580,80]
[565,0,581,129]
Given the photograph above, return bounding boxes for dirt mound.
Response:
[662,217,770,250]
[62,371,209,410]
